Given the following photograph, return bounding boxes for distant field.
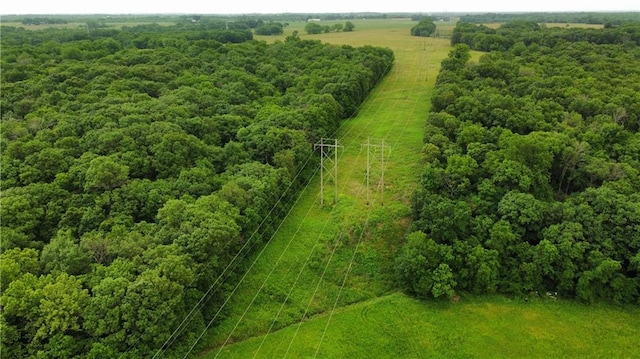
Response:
[213,292,640,358]
[0,21,176,29]
[256,18,457,43]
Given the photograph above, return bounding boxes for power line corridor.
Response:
[191,32,451,359]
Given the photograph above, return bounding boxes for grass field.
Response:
[214,292,640,358]
[255,18,458,43]
[193,18,640,359]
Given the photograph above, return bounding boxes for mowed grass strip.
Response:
[214,292,640,358]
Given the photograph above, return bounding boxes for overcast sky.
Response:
[2,0,639,15]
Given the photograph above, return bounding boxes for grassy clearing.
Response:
[214,292,640,358]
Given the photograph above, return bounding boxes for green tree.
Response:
[157,194,241,263]
[541,221,588,295]
[0,248,40,291]
[1,273,89,356]
[305,22,323,35]
[395,231,456,298]
[497,191,545,237]
[442,154,478,197]
[344,21,355,32]
[84,156,129,192]
[0,187,50,248]
[255,22,284,35]
[41,230,91,275]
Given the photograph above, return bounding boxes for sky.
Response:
[1,0,639,15]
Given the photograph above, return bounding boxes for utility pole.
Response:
[314,138,342,207]
[366,137,370,204]
[362,138,390,206]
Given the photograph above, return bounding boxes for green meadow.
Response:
[213,292,640,358]
[193,19,640,358]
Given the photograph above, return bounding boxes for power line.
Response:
[180,164,322,358]
[275,57,408,358]
[314,138,342,207]
[251,216,333,358]
[251,64,402,359]
[188,57,397,358]
[362,137,390,206]
[212,193,323,358]
[141,50,397,359]
[314,42,428,357]
[150,155,318,359]
[309,41,429,356]
[314,200,375,358]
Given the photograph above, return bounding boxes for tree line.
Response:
[460,12,640,26]
[304,21,355,34]
[396,21,640,303]
[0,22,393,358]
[451,20,640,52]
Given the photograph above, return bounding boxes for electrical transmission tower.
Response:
[362,138,390,206]
[314,138,342,207]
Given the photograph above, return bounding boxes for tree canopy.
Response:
[0,22,393,357]
[398,21,640,304]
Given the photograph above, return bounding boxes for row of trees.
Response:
[254,22,285,35]
[396,22,640,303]
[452,20,640,52]
[20,17,68,25]
[0,22,393,357]
[460,12,640,26]
[304,21,355,34]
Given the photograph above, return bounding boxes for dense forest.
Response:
[397,21,640,303]
[0,21,393,357]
